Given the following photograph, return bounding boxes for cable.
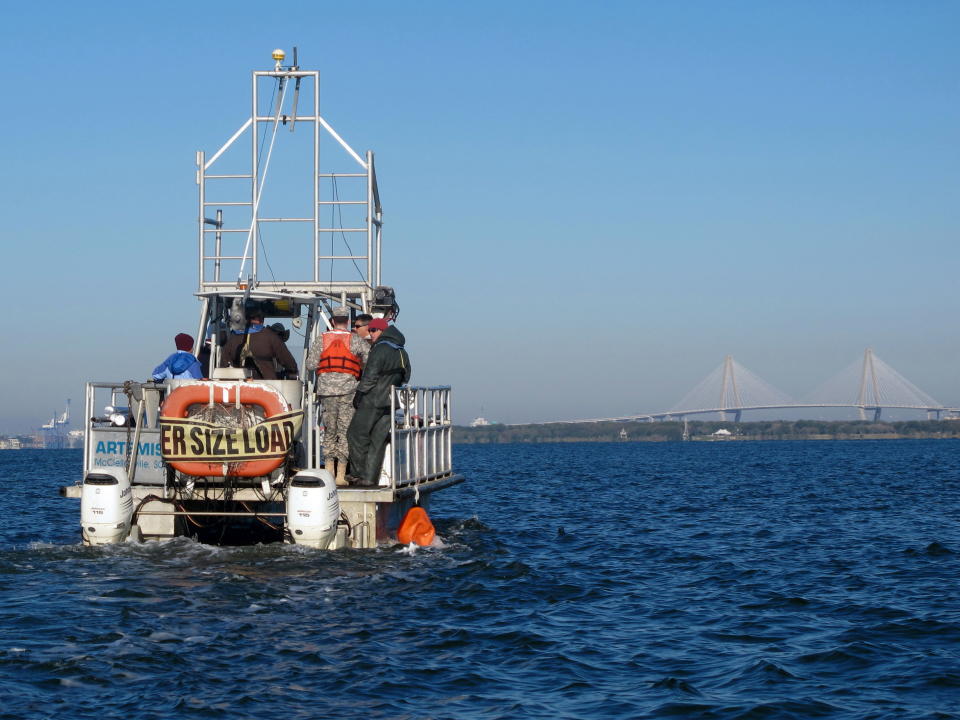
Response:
[252,80,281,286]
[130,493,209,530]
[339,510,353,538]
[330,176,369,285]
[257,81,277,172]
[257,223,279,285]
[240,500,281,531]
[238,77,289,283]
[131,494,173,526]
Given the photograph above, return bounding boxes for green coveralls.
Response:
[347,326,411,485]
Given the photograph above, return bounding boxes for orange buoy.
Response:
[398,506,435,546]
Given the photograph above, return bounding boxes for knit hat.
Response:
[368,318,389,331]
[175,333,194,351]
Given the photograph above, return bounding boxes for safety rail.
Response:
[83,381,166,484]
[389,386,454,488]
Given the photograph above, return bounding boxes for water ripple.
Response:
[1,442,959,719]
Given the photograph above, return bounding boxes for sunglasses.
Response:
[353,324,367,329]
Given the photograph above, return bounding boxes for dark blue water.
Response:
[2,441,959,719]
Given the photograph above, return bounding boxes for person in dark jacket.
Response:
[347,319,411,486]
[197,337,212,379]
[219,309,298,380]
[152,333,204,380]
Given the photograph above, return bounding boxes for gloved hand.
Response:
[352,391,365,409]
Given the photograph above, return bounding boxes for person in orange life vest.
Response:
[305,306,370,486]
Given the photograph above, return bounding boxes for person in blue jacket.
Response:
[152,333,204,380]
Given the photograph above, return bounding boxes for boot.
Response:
[324,455,344,486]
[335,460,348,487]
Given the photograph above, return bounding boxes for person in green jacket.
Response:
[346,319,411,487]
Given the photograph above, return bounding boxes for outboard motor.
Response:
[287,470,340,549]
[80,469,133,545]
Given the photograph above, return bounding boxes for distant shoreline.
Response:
[454,419,960,444]
[4,420,958,451]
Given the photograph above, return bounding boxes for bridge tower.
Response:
[719,355,744,422]
[856,347,882,421]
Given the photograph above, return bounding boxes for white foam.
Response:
[147,632,181,643]
[397,541,419,556]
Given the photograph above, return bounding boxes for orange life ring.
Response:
[160,382,291,478]
[398,506,435,546]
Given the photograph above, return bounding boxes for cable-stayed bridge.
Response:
[567,348,958,424]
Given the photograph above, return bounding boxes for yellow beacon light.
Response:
[272,48,286,70]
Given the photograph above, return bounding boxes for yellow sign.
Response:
[159,411,303,462]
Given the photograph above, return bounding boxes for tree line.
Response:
[454,420,960,444]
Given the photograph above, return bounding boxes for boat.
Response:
[59,49,465,549]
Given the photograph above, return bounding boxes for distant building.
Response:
[38,400,71,448]
[469,417,491,427]
[619,428,628,440]
[712,428,732,436]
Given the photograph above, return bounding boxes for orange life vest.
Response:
[317,330,361,378]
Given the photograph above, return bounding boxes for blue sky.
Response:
[1,0,957,430]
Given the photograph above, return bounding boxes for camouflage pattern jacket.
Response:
[307,331,370,396]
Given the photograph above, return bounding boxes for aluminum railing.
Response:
[83,381,166,483]
[389,386,454,488]
[83,381,454,489]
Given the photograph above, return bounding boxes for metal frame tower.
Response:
[195,50,382,311]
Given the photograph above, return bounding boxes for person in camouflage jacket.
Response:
[306,309,370,486]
